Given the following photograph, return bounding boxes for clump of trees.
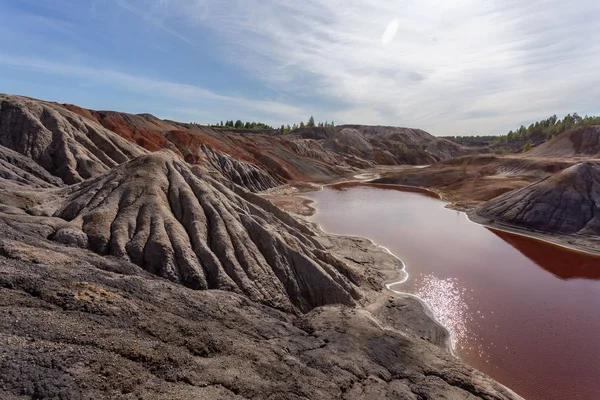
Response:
[491,113,600,148]
[209,116,336,134]
[280,116,335,135]
[215,120,274,130]
[445,113,600,153]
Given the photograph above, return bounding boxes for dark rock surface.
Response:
[473,162,600,235]
[0,246,521,400]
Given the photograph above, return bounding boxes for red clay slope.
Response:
[63,105,364,185]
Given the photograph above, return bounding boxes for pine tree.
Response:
[308,116,315,127]
[300,121,305,128]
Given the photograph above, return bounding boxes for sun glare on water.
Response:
[413,275,476,353]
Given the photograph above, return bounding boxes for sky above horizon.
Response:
[1,0,600,136]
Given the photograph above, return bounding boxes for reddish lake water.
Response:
[303,183,600,400]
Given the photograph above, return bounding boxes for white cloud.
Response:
[150,0,600,135]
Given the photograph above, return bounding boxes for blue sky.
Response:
[1,0,600,135]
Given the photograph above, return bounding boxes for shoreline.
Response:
[293,176,458,354]
[292,177,600,356]
[338,177,600,258]
[264,175,532,399]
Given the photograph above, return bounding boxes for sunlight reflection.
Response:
[413,275,474,352]
[382,18,399,45]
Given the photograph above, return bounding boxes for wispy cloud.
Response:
[148,0,600,134]
[0,54,306,123]
[3,0,600,134]
[114,0,194,45]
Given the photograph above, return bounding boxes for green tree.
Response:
[308,116,315,127]
[300,121,305,128]
[523,140,532,152]
[234,120,243,129]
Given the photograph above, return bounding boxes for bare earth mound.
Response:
[471,162,600,252]
[528,125,600,158]
[16,151,359,312]
[293,125,467,165]
[0,95,146,184]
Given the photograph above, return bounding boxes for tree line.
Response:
[444,113,600,152]
[492,113,600,147]
[280,116,335,135]
[211,116,335,134]
[214,120,274,130]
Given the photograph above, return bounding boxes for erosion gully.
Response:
[302,182,600,400]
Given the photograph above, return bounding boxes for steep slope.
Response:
[472,162,600,237]
[63,103,366,189]
[0,144,64,189]
[61,105,180,151]
[527,125,600,158]
[27,151,360,312]
[0,95,147,184]
[293,125,467,164]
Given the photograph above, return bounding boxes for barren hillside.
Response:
[293,125,467,164]
[527,125,600,158]
[0,95,146,184]
[473,162,600,237]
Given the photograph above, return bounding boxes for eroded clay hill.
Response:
[293,125,467,164]
[62,104,367,188]
[528,125,600,158]
[15,151,360,312]
[0,94,146,184]
[473,162,600,236]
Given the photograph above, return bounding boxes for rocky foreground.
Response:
[0,94,524,399]
[0,153,522,398]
